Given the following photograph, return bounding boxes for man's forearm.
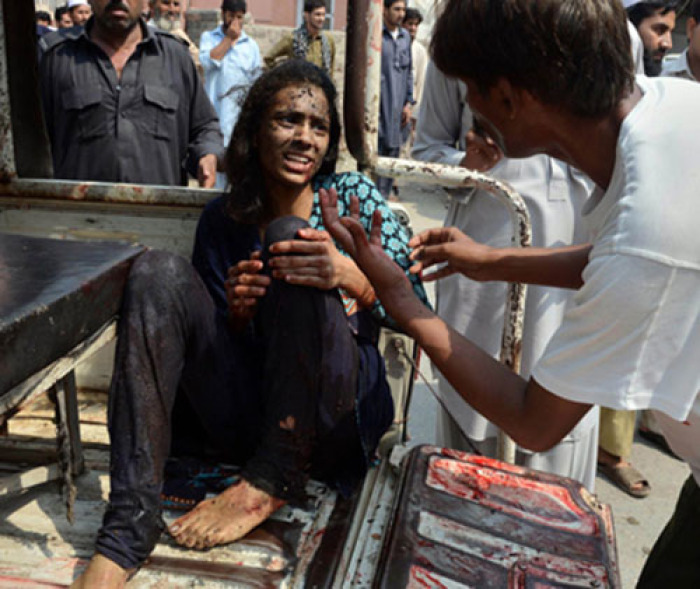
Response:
[391,293,588,451]
[487,243,592,289]
[209,37,233,61]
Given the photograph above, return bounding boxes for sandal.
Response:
[598,462,651,499]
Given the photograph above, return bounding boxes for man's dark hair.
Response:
[35,10,52,25]
[54,6,68,22]
[304,0,326,12]
[384,0,405,8]
[431,0,634,119]
[225,60,341,225]
[626,1,678,28]
[404,7,423,23]
[693,0,700,21]
[221,0,246,13]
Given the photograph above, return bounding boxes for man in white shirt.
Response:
[322,0,700,585]
[625,0,678,76]
[662,0,700,80]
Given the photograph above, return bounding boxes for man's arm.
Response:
[412,60,468,166]
[198,30,221,72]
[328,34,336,74]
[183,55,224,185]
[320,191,592,451]
[409,227,592,289]
[402,34,414,126]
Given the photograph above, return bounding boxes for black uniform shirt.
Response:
[39,19,223,186]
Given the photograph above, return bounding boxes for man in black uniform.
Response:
[39,0,223,187]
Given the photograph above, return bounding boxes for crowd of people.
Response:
[27,0,700,587]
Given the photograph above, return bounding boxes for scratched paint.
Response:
[417,511,608,583]
[407,565,473,589]
[0,178,215,207]
[425,456,598,534]
[375,446,619,588]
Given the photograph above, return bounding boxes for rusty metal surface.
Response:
[0,233,144,395]
[0,0,16,182]
[342,0,383,171]
[0,465,363,588]
[0,178,217,207]
[343,0,371,168]
[375,445,620,588]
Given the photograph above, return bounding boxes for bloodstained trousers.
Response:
[95,217,375,570]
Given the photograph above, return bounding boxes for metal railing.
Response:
[343,0,532,462]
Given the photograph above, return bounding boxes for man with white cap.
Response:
[67,0,92,27]
[624,0,678,76]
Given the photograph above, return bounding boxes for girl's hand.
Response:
[225,251,271,327]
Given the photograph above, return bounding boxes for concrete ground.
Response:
[394,181,690,589]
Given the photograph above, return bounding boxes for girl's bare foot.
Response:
[70,554,133,589]
[168,479,286,550]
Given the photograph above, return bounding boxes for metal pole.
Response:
[0,0,16,182]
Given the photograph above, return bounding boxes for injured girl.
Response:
[71,59,427,588]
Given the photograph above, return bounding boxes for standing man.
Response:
[399,7,427,158]
[662,0,700,80]
[67,0,92,27]
[625,0,678,76]
[39,0,223,187]
[377,0,412,200]
[595,0,678,498]
[324,0,700,584]
[264,0,335,77]
[199,0,261,149]
[148,0,202,76]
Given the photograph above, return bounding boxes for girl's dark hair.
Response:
[225,59,340,225]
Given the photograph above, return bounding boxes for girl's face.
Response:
[256,83,331,192]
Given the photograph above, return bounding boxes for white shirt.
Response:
[661,49,698,81]
[533,76,700,482]
[411,41,428,112]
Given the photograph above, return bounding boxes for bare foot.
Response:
[168,479,286,550]
[70,554,133,589]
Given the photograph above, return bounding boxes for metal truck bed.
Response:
[0,233,143,395]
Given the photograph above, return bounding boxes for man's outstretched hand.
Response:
[319,187,416,324]
[408,226,496,282]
